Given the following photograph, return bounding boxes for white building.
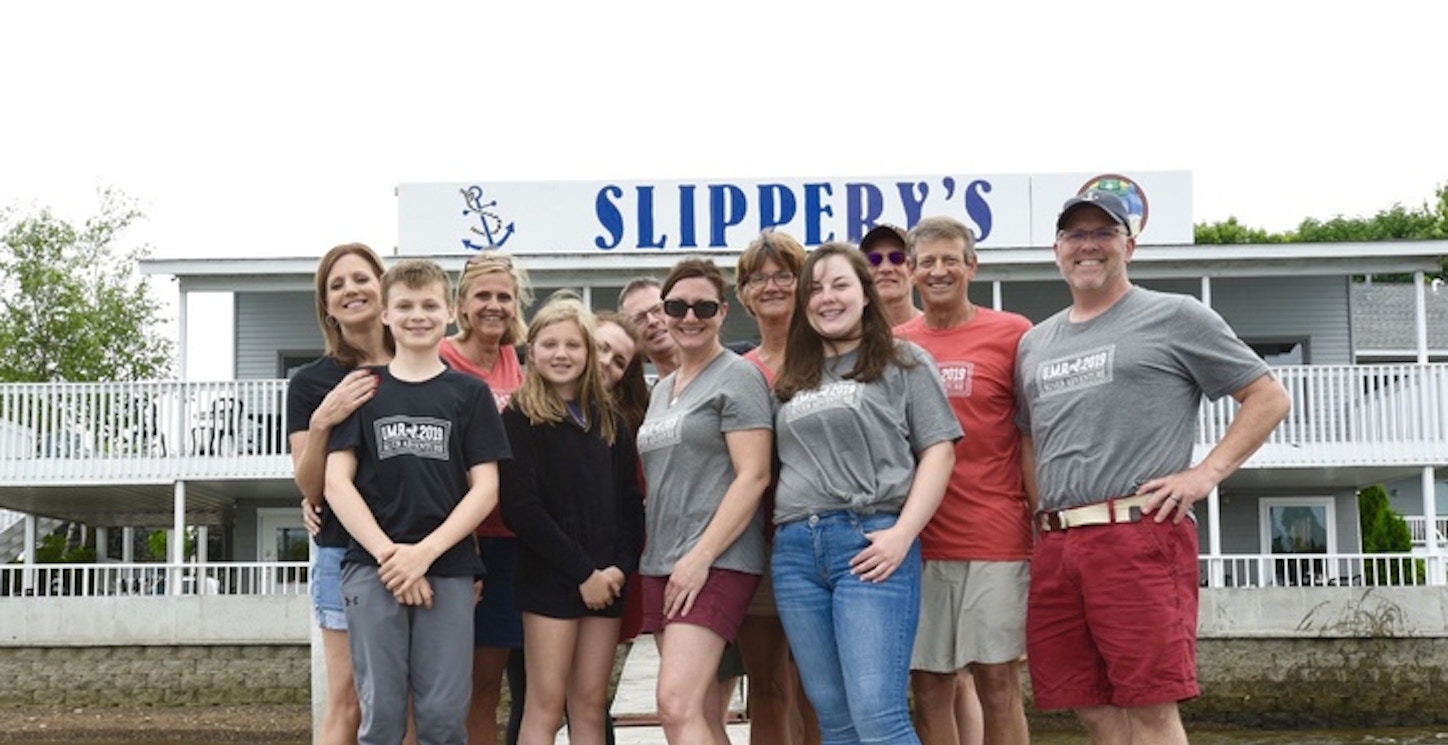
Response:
[1,170,1444,594]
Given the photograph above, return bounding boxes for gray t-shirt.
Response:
[636,351,773,576]
[774,341,964,524]
[1015,287,1270,512]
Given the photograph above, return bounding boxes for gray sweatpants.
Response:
[342,563,474,745]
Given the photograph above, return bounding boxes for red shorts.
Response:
[1026,516,1200,710]
[640,567,760,643]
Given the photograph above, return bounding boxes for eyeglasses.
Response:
[630,303,664,327]
[662,299,721,320]
[743,270,797,289]
[866,251,908,268]
[1057,228,1125,246]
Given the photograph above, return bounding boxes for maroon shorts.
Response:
[640,567,760,643]
[1026,516,1200,710]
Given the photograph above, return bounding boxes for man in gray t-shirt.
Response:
[1015,189,1290,743]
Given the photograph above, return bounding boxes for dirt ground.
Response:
[2,704,311,743]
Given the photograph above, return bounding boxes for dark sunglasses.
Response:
[866,250,908,267]
[662,298,721,319]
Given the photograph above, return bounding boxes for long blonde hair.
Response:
[511,297,619,445]
[455,251,533,345]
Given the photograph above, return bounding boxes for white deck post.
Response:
[22,515,37,594]
[171,481,186,595]
[95,526,108,561]
[1424,466,1441,586]
[992,280,1003,311]
[1207,486,1224,587]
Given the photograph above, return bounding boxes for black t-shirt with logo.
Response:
[286,355,354,548]
[329,365,512,577]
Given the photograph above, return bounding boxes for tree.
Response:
[1357,485,1421,586]
[1194,182,1448,278]
[0,190,174,382]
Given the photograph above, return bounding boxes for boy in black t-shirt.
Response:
[326,259,511,745]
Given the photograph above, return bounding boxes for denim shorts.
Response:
[311,545,348,631]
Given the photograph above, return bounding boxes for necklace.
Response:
[565,400,588,429]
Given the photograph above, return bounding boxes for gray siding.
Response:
[235,292,321,380]
[1211,276,1352,365]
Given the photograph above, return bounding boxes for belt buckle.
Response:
[1039,511,1066,532]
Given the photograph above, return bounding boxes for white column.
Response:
[121,526,135,562]
[310,539,325,745]
[197,525,209,564]
[171,481,186,595]
[992,280,1003,311]
[96,526,109,561]
[1424,466,1441,586]
[1200,275,1213,307]
[22,515,37,594]
[1207,486,1224,587]
[177,285,190,379]
[1414,271,1428,364]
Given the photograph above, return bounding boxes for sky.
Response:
[2,1,1445,377]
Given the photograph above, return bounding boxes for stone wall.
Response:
[0,644,309,707]
[1189,637,1448,728]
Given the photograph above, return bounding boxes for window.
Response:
[1259,497,1336,586]
[1245,339,1307,366]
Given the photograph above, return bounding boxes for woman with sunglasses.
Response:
[634,257,773,745]
[443,251,533,745]
[772,243,961,745]
[733,232,820,745]
[860,224,921,327]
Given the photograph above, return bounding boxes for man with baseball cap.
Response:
[1014,189,1290,743]
[859,224,921,326]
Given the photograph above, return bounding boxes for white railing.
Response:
[0,561,309,598]
[1199,552,1438,589]
[1198,363,1448,466]
[0,379,291,482]
[1405,516,1448,546]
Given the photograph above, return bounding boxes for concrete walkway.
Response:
[556,638,751,744]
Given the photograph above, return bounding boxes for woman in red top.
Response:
[445,251,532,745]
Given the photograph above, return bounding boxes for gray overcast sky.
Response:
[4,0,1445,256]
[2,1,1445,375]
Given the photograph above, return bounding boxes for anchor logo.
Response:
[460,185,516,251]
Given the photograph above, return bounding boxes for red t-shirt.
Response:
[896,308,1034,561]
[441,337,523,538]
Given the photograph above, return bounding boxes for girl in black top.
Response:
[500,298,645,745]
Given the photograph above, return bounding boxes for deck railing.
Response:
[1406,516,1448,546]
[1197,363,1448,466]
[0,379,291,482]
[1199,552,1440,588]
[0,561,309,598]
[0,364,1444,480]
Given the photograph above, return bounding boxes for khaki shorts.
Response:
[911,559,1029,672]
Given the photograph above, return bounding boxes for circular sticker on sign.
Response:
[1078,174,1148,238]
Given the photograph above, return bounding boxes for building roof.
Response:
[1352,280,1448,354]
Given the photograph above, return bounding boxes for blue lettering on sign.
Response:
[898,181,929,227]
[637,186,667,249]
[708,184,747,247]
[845,182,884,242]
[679,184,698,248]
[588,178,996,250]
[758,184,796,231]
[594,185,624,250]
[804,183,834,245]
[964,179,993,241]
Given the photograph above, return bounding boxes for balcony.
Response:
[0,380,292,485]
[1197,363,1448,468]
[0,364,1442,489]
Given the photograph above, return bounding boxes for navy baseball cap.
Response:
[1057,190,1132,233]
[859,224,908,253]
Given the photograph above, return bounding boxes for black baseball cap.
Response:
[1057,190,1131,233]
[859,224,908,253]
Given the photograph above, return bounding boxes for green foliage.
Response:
[0,190,174,382]
[1194,182,1448,278]
[1357,485,1422,586]
[32,523,96,563]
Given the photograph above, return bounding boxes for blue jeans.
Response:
[772,511,922,745]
